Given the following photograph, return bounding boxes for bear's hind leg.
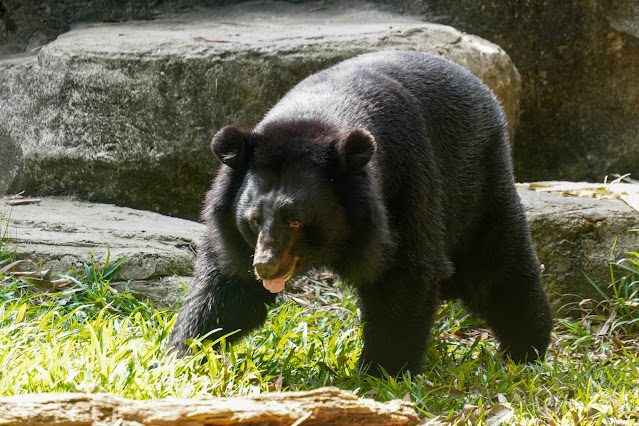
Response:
[482,265,552,363]
[452,217,553,363]
[357,269,439,377]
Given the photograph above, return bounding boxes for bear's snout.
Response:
[253,243,299,283]
[253,234,281,279]
[253,255,279,280]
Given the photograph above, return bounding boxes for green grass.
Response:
[1,236,639,424]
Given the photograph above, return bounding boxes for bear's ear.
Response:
[211,125,248,170]
[337,128,377,173]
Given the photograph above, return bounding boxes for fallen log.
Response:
[0,387,419,425]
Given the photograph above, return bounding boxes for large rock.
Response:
[0,1,521,220]
[4,185,639,314]
[389,0,639,183]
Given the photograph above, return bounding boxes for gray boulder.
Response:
[0,1,521,220]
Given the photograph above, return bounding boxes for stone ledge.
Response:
[1,197,203,282]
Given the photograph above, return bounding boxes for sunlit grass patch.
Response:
[0,234,638,423]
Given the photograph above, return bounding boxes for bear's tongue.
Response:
[263,276,286,293]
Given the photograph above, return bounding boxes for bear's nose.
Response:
[253,256,279,279]
[253,262,278,280]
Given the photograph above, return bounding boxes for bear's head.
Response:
[210,123,378,292]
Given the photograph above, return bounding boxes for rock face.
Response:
[4,188,638,314]
[0,1,521,220]
[389,0,639,182]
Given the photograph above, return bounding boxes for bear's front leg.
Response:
[356,271,439,377]
[167,262,277,358]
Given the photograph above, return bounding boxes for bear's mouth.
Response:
[258,257,300,294]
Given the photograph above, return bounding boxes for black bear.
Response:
[167,50,553,376]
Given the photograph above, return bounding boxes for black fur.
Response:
[167,51,553,376]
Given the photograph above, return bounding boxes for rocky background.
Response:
[1,0,639,313]
[0,0,520,219]
[2,0,639,183]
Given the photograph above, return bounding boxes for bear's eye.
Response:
[248,216,261,227]
[288,218,303,229]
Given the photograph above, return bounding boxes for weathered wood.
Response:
[6,198,42,206]
[0,387,419,426]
